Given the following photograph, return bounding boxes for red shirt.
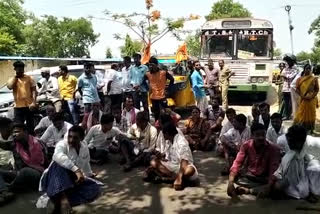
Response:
[230,139,280,182]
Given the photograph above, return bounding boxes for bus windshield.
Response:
[237,34,271,59]
[202,35,233,58]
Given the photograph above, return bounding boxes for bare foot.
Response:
[173,175,183,191]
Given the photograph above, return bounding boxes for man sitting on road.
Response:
[144,122,199,190]
[220,114,251,175]
[81,102,103,133]
[271,125,320,202]
[112,106,129,133]
[258,102,271,130]
[266,113,286,145]
[227,123,280,198]
[34,104,55,137]
[40,112,72,159]
[120,111,158,172]
[122,94,140,128]
[84,114,124,165]
[40,126,101,214]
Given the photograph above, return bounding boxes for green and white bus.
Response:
[200,18,274,96]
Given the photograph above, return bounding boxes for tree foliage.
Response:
[206,0,251,21]
[23,16,99,57]
[0,0,27,55]
[120,34,143,57]
[185,31,201,57]
[106,47,113,58]
[93,0,199,50]
[273,48,282,57]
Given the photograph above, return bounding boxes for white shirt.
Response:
[40,122,72,147]
[46,76,60,102]
[122,108,140,128]
[220,120,234,137]
[290,70,303,90]
[127,123,158,153]
[103,69,123,95]
[277,135,320,159]
[53,140,92,176]
[0,134,14,167]
[95,70,105,92]
[84,125,123,151]
[258,115,271,129]
[266,125,286,144]
[221,126,251,146]
[122,66,132,92]
[165,133,194,166]
[35,116,52,131]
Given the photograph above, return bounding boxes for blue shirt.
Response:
[129,64,149,92]
[190,70,206,98]
[77,73,100,104]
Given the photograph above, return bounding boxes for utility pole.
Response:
[285,5,294,55]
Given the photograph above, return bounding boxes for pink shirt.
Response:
[230,139,280,182]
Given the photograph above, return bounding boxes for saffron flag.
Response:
[175,43,188,63]
[141,42,151,65]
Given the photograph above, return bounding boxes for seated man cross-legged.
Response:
[84,114,125,165]
[145,122,199,190]
[227,123,281,198]
[40,126,101,214]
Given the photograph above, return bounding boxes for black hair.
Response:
[259,102,270,110]
[0,117,12,129]
[136,111,149,122]
[250,123,265,134]
[304,64,312,71]
[111,63,119,70]
[51,112,65,122]
[286,125,307,143]
[100,114,114,124]
[112,105,122,112]
[279,62,285,68]
[13,61,25,68]
[59,65,68,73]
[68,125,85,140]
[226,108,236,115]
[12,123,28,131]
[149,56,158,65]
[270,112,282,120]
[159,113,174,126]
[162,122,178,137]
[84,62,94,68]
[191,106,201,113]
[133,53,141,58]
[235,114,247,125]
[123,56,131,62]
[193,60,200,66]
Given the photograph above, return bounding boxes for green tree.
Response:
[185,31,201,57]
[106,47,113,58]
[273,48,282,57]
[0,0,27,55]
[23,16,99,57]
[206,0,251,21]
[91,0,199,51]
[120,34,143,57]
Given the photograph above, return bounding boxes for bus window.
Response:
[202,35,233,58]
[237,34,271,58]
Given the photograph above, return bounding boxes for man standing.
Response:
[7,61,37,133]
[190,61,208,116]
[145,57,174,121]
[219,60,234,110]
[122,56,133,99]
[77,62,100,114]
[58,65,78,124]
[130,53,149,112]
[37,67,62,112]
[205,59,219,97]
[105,63,123,110]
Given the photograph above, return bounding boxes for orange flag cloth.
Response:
[175,43,188,63]
[141,42,151,65]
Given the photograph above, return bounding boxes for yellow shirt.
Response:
[58,75,77,100]
[10,75,36,108]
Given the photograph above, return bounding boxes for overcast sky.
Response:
[24,0,320,58]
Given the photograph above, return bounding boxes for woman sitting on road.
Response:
[183,107,213,151]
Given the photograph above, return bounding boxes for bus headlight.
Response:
[258,77,264,83]
[251,77,257,83]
